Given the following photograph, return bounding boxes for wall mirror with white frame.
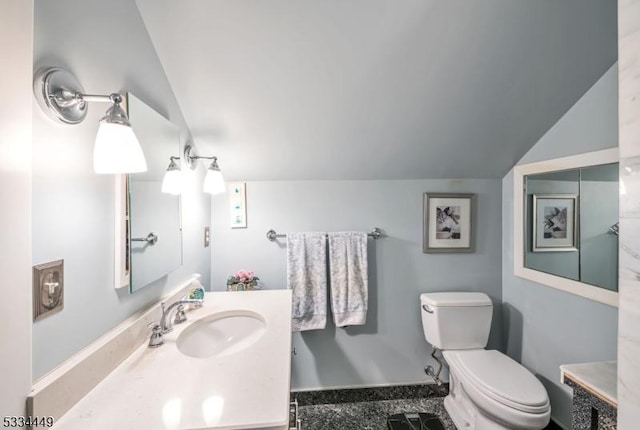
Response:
[115,93,183,293]
[514,148,619,307]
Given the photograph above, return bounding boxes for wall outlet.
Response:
[204,226,210,247]
[33,259,64,321]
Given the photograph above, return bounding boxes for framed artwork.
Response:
[229,182,247,229]
[423,193,475,253]
[532,194,578,252]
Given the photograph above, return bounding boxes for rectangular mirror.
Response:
[514,148,619,307]
[119,93,183,293]
[524,163,618,291]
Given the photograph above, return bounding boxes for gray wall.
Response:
[136,0,618,182]
[502,64,619,428]
[31,0,211,380]
[211,179,502,390]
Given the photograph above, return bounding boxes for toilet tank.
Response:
[420,292,493,350]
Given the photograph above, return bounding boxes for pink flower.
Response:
[232,270,258,284]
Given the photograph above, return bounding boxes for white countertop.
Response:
[560,361,617,407]
[53,290,292,430]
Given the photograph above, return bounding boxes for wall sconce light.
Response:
[33,67,147,174]
[161,156,182,195]
[184,145,225,195]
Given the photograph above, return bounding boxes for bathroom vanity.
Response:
[47,290,292,430]
[561,361,617,430]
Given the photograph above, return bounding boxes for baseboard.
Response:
[292,383,449,406]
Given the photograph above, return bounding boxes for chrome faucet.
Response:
[160,297,204,333]
[147,286,206,348]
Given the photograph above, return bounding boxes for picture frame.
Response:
[229,182,247,229]
[532,194,578,252]
[423,193,475,253]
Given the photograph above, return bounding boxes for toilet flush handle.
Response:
[422,304,434,313]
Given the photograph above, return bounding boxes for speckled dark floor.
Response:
[292,384,564,430]
[297,397,456,430]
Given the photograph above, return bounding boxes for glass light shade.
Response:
[162,168,182,195]
[94,122,147,173]
[203,168,225,194]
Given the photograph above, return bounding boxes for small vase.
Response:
[227,282,247,291]
[227,282,257,291]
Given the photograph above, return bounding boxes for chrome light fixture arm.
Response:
[184,144,218,169]
[34,67,148,174]
[182,144,225,194]
[34,67,125,125]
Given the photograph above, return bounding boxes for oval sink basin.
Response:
[177,310,267,359]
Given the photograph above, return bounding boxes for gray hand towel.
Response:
[287,232,328,332]
[328,232,368,327]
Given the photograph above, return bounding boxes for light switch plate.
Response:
[204,226,210,247]
[33,259,64,321]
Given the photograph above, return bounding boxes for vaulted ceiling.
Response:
[135,0,617,180]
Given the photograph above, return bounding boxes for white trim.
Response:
[114,94,132,289]
[0,0,34,415]
[114,174,130,289]
[513,148,619,308]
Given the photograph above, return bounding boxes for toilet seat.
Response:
[443,350,550,414]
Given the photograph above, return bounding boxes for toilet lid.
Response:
[444,350,549,413]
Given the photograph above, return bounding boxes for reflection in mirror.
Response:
[524,163,618,291]
[127,93,183,293]
[579,163,619,290]
[525,169,580,282]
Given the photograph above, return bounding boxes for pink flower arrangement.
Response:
[227,270,260,289]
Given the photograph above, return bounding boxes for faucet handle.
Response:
[147,322,164,348]
[174,304,187,325]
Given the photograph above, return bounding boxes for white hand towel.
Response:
[328,232,368,327]
[287,232,328,332]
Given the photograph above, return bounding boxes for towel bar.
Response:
[131,232,158,245]
[266,227,383,241]
[609,222,619,236]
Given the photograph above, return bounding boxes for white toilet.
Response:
[420,292,551,430]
